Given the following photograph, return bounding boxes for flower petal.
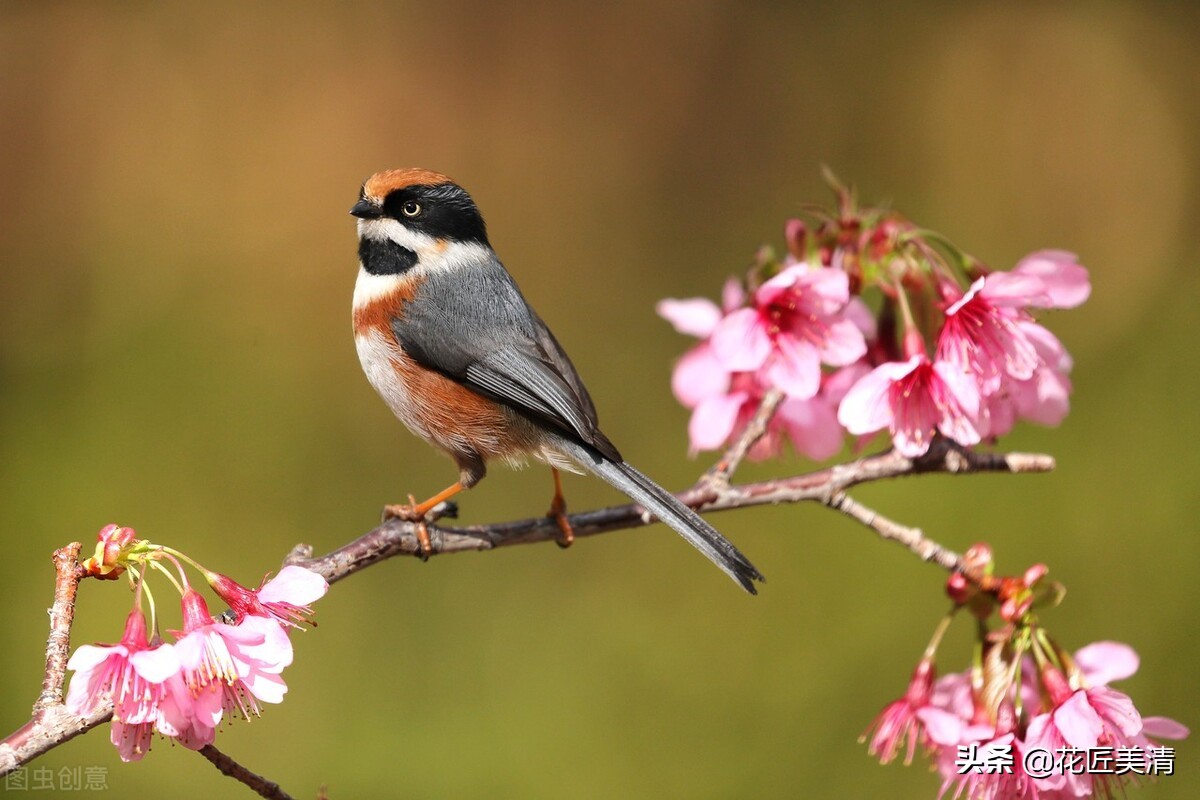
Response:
[1074,641,1139,685]
[777,397,843,460]
[66,643,120,674]
[843,298,877,341]
[763,335,821,399]
[111,720,152,762]
[979,272,1051,307]
[129,644,181,684]
[656,298,722,338]
[258,566,329,606]
[932,359,981,421]
[688,393,747,452]
[1013,250,1091,308]
[818,317,868,367]
[754,268,800,306]
[916,707,968,747]
[1086,686,1142,738]
[1053,690,1105,749]
[710,308,772,371]
[1141,716,1190,740]
[242,668,288,705]
[837,360,916,435]
[671,344,730,408]
[721,277,746,312]
[794,266,850,316]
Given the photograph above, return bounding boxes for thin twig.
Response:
[824,491,962,571]
[702,388,785,488]
[199,745,295,800]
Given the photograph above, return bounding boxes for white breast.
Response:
[354,327,429,440]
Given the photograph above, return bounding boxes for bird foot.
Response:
[383,495,433,560]
[547,495,575,549]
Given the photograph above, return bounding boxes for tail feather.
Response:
[557,439,764,594]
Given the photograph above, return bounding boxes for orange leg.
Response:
[547,468,575,548]
[383,481,466,558]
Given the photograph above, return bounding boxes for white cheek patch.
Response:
[358,218,437,252]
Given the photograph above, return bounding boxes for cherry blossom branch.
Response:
[0,435,1054,782]
[199,745,295,800]
[0,544,109,777]
[824,490,961,571]
[285,439,1054,584]
[0,550,300,799]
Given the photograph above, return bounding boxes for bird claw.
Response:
[547,496,575,549]
[383,495,433,560]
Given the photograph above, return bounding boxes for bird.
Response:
[349,168,764,593]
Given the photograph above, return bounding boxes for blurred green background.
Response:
[1,2,1196,798]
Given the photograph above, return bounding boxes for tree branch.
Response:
[285,439,1054,584]
[0,434,1055,782]
[0,544,109,777]
[199,745,295,800]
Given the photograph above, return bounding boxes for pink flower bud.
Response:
[784,218,807,260]
[1023,563,1048,587]
[946,573,971,605]
[82,524,140,579]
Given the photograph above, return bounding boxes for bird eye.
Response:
[401,201,422,217]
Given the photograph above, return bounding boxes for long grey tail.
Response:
[558,439,764,594]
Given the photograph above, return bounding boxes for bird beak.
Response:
[349,199,382,219]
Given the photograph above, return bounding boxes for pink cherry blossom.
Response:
[710,263,866,399]
[937,278,1041,394]
[972,321,1074,438]
[174,589,293,721]
[837,354,981,457]
[110,719,156,763]
[681,374,773,459]
[1021,654,1189,798]
[1024,689,1119,797]
[863,659,936,765]
[154,665,222,751]
[209,565,329,629]
[65,608,180,724]
[1072,640,1190,747]
[928,670,976,723]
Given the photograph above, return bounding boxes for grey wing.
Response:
[392,257,622,461]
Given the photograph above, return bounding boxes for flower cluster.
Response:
[66,525,328,761]
[862,547,1188,800]
[659,184,1090,460]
